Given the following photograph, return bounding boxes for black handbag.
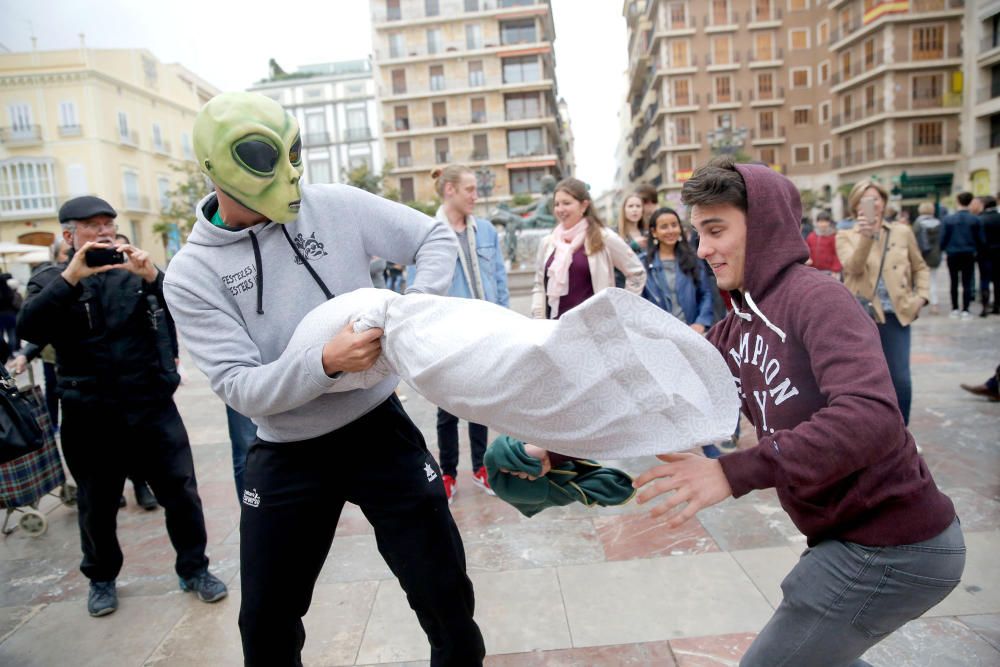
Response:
[0,364,45,464]
[855,229,890,321]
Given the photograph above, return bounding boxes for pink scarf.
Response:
[546,220,588,318]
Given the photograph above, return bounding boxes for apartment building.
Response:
[247,59,382,186]
[963,1,1000,196]
[370,0,569,204]
[0,46,217,264]
[622,0,973,212]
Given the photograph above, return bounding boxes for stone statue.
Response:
[489,176,559,264]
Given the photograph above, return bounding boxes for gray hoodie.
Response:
[163,184,457,442]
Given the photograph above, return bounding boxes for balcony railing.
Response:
[903,140,961,158]
[672,131,701,145]
[508,146,548,159]
[976,131,1000,149]
[0,125,43,144]
[830,50,885,86]
[749,86,785,102]
[706,51,742,67]
[669,92,700,107]
[832,145,885,169]
[911,0,964,11]
[981,35,1000,55]
[658,54,697,70]
[119,130,139,147]
[304,132,331,146]
[911,42,962,61]
[832,99,886,127]
[433,116,448,127]
[121,194,150,211]
[746,7,782,23]
[153,140,172,156]
[704,11,738,26]
[747,47,783,61]
[708,90,743,105]
[58,124,82,137]
[397,156,413,167]
[470,151,489,161]
[394,118,410,131]
[344,127,372,142]
[435,151,451,164]
[907,91,962,110]
[977,84,1000,104]
[751,125,786,140]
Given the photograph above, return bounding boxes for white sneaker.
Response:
[960,310,973,320]
[949,309,960,318]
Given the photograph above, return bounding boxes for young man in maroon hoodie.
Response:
[631,158,964,665]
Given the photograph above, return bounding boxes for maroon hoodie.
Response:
[708,164,954,547]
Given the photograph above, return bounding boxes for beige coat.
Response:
[531,226,647,319]
[836,222,929,326]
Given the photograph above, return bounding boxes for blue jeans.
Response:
[877,313,911,425]
[226,406,258,500]
[741,518,965,666]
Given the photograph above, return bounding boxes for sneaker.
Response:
[179,570,228,603]
[701,444,723,459]
[87,580,118,617]
[949,309,960,318]
[472,466,496,496]
[134,481,159,511]
[442,474,457,504]
[960,310,973,320]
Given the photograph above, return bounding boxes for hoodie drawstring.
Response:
[249,230,264,315]
[733,291,787,343]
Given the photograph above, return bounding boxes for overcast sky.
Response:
[0,0,627,195]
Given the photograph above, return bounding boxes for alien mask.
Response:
[193,92,303,223]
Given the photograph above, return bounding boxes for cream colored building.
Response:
[621,0,979,215]
[0,46,218,265]
[370,0,569,205]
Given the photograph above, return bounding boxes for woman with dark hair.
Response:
[531,178,645,319]
[640,207,714,334]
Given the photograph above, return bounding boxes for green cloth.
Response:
[484,435,636,518]
[210,209,227,228]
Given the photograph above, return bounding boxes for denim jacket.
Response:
[639,252,714,327]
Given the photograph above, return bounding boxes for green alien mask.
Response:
[193,92,303,223]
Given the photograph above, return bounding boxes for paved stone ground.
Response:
[1,287,998,666]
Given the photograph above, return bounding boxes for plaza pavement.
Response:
[1,288,998,666]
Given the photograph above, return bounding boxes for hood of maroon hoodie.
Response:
[707,164,954,547]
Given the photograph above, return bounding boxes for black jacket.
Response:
[980,208,1000,252]
[16,261,180,404]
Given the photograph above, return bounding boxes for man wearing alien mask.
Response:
[164,92,484,666]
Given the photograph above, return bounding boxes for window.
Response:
[502,56,540,83]
[790,28,809,50]
[863,38,875,68]
[123,170,141,208]
[394,105,410,131]
[471,97,487,123]
[791,67,810,88]
[181,133,193,159]
[712,36,731,65]
[821,141,831,161]
[712,0,729,25]
[759,147,777,165]
[466,24,483,50]
[345,107,368,140]
[912,25,944,60]
[818,21,829,46]
[714,76,732,103]
[793,107,810,125]
[843,93,854,121]
[472,133,489,160]
[305,87,323,99]
[789,0,808,10]
[912,74,942,108]
[865,129,877,156]
[0,158,57,214]
[156,177,171,211]
[667,1,687,29]
[429,65,445,91]
[427,29,442,55]
[59,101,78,128]
[914,121,943,146]
[505,92,541,120]
[840,51,852,79]
[671,40,690,67]
[389,33,405,58]
[819,61,829,84]
[468,60,485,86]
[499,0,534,7]
[432,101,447,127]
[397,141,412,167]
[425,0,439,17]
[507,128,544,157]
[509,167,548,194]
[755,32,774,59]
[793,144,812,164]
[820,101,831,123]
[754,0,772,21]
[757,72,774,98]
[117,111,130,139]
[310,158,331,184]
[391,69,406,94]
[152,123,163,150]
[386,0,401,21]
[501,19,537,45]
[349,151,372,172]
[400,177,415,201]
[673,79,691,106]
[759,109,775,134]
[434,137,450,163]
[465,0,478,10]
[864,84,876,111]
[675,117,693,143]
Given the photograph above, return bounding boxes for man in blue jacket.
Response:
[941,192,984,319]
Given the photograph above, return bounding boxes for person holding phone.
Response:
[836,181,929,425]
[16,195,227,618]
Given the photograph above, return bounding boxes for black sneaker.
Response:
[179,570,228,603]
[134,481,159,511]
[87,580,118,617]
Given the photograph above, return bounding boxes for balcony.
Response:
[119,130,139,148]
[905,91,962,111]
[0,125,43,145]
[304,132,331,146]
[704,11,739,30]
[153,140,172,156]
[749,86,785,105]
[832,145,886,169]
[435,151,451,164]
[343,127,372,143]
[976,131,1000,150]
[747,47,783,65]
[470,151,490,161]
[58,124,82,138]
[665,131,701,149]
[665,93,700,110]
[121,194,150,211]
[432,115,448,127]
[507,145,549,159]
[900,140,961,159]
[656,54,697,73]
[832,99,886,128]
[746,7,782,26]
[706,52,741,70]
[397,156,413,167]
[977,84,1000,105]
[750,126,786,143]
[708,90,742,108]
[910,42,962,63]
[830,50,885,87]
[980,34,1000,63]
[394,118,410,131]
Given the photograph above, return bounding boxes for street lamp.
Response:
[475,167,495,218]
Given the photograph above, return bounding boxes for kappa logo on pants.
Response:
[242,488,261,508]
[424,462,438,483]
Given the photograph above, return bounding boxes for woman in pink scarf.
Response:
[531,178,646,319]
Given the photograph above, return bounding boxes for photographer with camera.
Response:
[16,195,227,618]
